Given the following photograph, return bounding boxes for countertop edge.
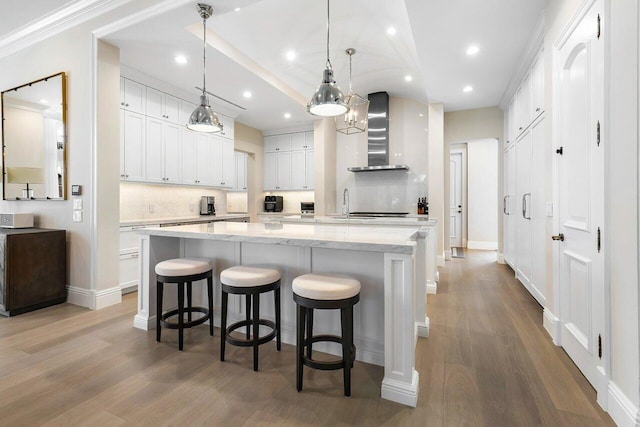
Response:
[121,214,250,227]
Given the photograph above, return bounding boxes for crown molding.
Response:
[0,0,132,60]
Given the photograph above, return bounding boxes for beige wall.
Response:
[467,139,499,248]
[428,103,445,263]
[234,121,264,222]
[444,107,504,258]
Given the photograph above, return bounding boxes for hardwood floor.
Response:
[0,251,613,426]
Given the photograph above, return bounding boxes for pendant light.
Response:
[187,3,222,133]
[336,48,369,134]
[307,0,349,117]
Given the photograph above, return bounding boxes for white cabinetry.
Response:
[502,47,546,306]
[232,152,247,191]
[146,87,181,124]
[120,109,146,181]
[120,77,146,114]
[221,115,234,140]
[145,118,182,183]
[264,131,314,191]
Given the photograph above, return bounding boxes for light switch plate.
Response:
[73,211,83,222]
[546,202,553,217]
[73,198,83,210]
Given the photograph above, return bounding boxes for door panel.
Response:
[449,152,463,247]
[515,131,532,286]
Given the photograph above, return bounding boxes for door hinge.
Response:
[598,334,602,359]
[556,147,563,155]
[597,14,601,39]
[597,227,601,252]
[596,121,601,147]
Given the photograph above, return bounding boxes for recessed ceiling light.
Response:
[243,91,252,98]
[234,7,241,12]
[286,50,296,61]
[174,54,188,65]
[463,85,473,93]
[40,99,48,104]
[466,45,480,56]
[284,113,291,119]
[418,113,424,117]
[404,75,413,82]
[387,27,397,36]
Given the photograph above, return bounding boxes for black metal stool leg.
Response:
[156,281,163,342]
[275,287,281,351]
[187,282,193,322]
[245,294,252,340]
[207,276,214,336]
[178,282,185,351]
[306,308,314,358]
[296,304,306,392]
[221,290,228,361]
[252,293,260,371]
[341,306,354,397]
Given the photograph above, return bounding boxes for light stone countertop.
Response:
[120,213,250,227]
[138,222,418,254]
[278,214,437,227]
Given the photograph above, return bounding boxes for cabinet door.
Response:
[291,132,306,151]
[305,149,314,190]
[221,138,234,187]
[515,129,532,287]
[209,135,223,186]
[119,77,125,109]
[221,115,234,140]
[264,152,278,190]
[290,150,306,189]
[530,115,546,303]
[507,99,516,144]
[503,143,516,266]
[276,134,292,152]
[305,131,314,149]
[181,130,197,185]
[164,94,181,124]
[163,122,182,183]
[122,110,146,181]
[531,51,545,119]
[264,136,278,153]
[119,109,125,178]
[145,87,164,119]
[195,134,213,185]
[145,117,164,183]
[180,100,197,125]
[123,79,145,114]
[277,151,292,190]
[517,73,532,133]
[235,153,247,191]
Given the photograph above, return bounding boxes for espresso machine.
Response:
[200,196,215,215]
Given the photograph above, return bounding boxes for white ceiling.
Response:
[0,0,80,37]
[4,0,547,132]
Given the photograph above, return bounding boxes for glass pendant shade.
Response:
[187,95,222,133]
[308,68,349,117]
[187,3,222,134]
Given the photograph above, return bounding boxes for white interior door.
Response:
[450,150,464,247]
[555,0,605,393]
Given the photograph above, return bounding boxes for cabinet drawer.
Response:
[120,226,150,254]
[120,252,139,294]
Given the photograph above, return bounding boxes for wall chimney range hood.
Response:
[348,91,409,172]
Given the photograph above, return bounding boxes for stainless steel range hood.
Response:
[348,91,409,172]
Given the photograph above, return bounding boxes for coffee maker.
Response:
[200,196,215,215]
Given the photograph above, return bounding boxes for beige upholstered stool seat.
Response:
[220,265,281,287]
[155,258,211,276]
[292,274,361,300]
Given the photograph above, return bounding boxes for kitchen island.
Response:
[136,222,426,407]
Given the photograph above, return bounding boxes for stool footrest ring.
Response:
[160,307,209,330]
[226,319,277,347]
[301,334,356,371]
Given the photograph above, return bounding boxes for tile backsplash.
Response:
[227,192,248,213]
[120,182,227,221]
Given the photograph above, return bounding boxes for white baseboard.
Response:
[608,381,640,426]
[436,271,439,282]
[497,253,506,264]
[381,370,419,407]
[66,285,122,310]
[426,280,437,294]
[467,240,498,250]
[66,286,93,308]
[416,316,429,338]
[543,308,561,345]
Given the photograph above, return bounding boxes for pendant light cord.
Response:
[348,52,353,93]
[202,15,207,94]
[326,0,332,70]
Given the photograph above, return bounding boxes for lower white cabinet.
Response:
[119,225,154,294]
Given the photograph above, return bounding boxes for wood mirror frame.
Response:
[1,72,67,200]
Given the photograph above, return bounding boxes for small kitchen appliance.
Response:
[300,202,315,215]
[264,196,283,212]
[200,196,215,216]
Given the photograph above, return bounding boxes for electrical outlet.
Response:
[72,211,83,222]
[73,198,82,210]
[149,204,155,214]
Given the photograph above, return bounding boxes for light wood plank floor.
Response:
[0,251,614,426]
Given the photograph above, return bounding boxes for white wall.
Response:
[314,118,337,216]
[336,96,429,214]
[428,103,445,263]
[466,139,498,249]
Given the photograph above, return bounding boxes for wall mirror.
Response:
[1,72,67,200]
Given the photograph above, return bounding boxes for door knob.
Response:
[551,233,565,241]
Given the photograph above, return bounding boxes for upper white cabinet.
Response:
[146,87,181,124]
[264,130,313,191]
[530,50,545,120]
[232,152,247,191]
[120,76,234,189]
[507,48,545,141]
[120,77,146,114]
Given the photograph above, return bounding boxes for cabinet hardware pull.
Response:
[551,233,564,241]
[125,103,129,107]
[556,147,563,155]
[522,193,531,220]
[519,126,523,131]
[536,107,541,112]
[503,195,509,215]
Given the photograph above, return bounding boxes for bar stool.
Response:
[155,258,214,351]
[220,265,281,371]
[292,273,361,397]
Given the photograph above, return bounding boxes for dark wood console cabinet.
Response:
[0,228,66,316]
